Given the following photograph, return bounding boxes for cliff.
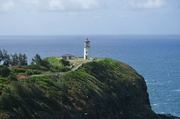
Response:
[0,58,168,119]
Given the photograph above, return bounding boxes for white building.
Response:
[84,38,90,60]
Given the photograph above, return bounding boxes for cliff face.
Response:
[0,58,160,119]
[78,58,159,119]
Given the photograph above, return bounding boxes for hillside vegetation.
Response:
[0,58,161,119]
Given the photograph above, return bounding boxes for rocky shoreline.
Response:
[159,114,180,119]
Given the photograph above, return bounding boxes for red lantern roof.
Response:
[85,38,90,43]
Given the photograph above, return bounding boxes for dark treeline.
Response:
[0,49,27,66]
[0,49,70,79]
[0,49,51,67]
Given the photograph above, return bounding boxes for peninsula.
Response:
[0,54,179,118]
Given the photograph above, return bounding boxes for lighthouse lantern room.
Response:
[84,38,90,60]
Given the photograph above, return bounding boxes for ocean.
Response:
[0,35,180,117]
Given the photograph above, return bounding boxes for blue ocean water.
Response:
[0,35,180,116]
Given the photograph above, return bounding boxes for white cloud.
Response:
[47,0,102,11]
[130,0,166,9]
[22,0,39,5]
[21,0,103,12]
[72,0,101,10]
[48,0,64,11]
[0,0,14,12]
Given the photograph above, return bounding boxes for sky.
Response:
[0,0,180,35]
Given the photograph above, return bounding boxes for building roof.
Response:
[60,54,75,57]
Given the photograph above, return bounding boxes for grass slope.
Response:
[0,58,160,119]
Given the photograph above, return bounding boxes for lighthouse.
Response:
[84,38,90,60]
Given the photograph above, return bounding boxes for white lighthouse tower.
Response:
[84,38,90,60]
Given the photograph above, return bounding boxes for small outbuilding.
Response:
[60,54,75,60]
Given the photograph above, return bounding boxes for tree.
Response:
[0,50,28,66]
[0,50,3,64]
[2,49,10,66]
[9,53,28,66]
[0,65,10,77]
[60,59,70,66]
[31,54,50,69]
[19,53,28,66]
[7,72,18,81]
[10,53,19,66]
[32,54,42,66]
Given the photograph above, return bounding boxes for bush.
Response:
[28,65,48,71]
[28,64,40,70]
[14,68,26,73]
[25,69,42,76]
[7,72,18,81]
[39,66,48,71]
[0,65,10,77]
[25,69,33,75]
[59,67,70,72]
[60,59,70,66]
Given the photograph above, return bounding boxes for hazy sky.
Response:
[0,0,180,35]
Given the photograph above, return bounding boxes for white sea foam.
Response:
[173,89,180,92]
[152,103,159,106]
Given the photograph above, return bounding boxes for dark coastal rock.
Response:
[158,114,180,119]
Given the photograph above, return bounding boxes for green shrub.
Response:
[39,66,48,71]
[26,69,42,75]
[60,59,70,66]
[7,72,17,81]
[59,67,70,72]
[28,64,38,70]
[25,69,33,75]
[29,64,48,71]
[44,57,60,66]
[14,68,26,73]
[0,78,7,84]
[0,65,10,77]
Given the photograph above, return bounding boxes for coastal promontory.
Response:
[0,58,178,119]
